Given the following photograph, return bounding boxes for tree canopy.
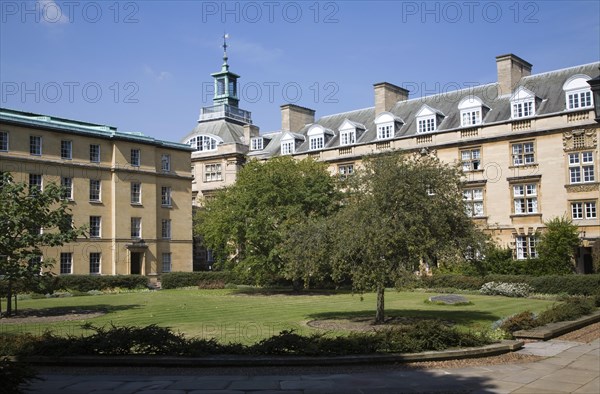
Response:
[0,173,86,316]
[537,216,580,274]
[283,151,484,323]
[195,156,339,285]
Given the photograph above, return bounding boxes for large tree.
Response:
[0,173,85,316]
[196,156,339,285]
[286,151,483,323]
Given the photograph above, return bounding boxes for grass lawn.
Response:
[0,289,555,344]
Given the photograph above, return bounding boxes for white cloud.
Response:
[37,0,69,25]
[143,65,173,82]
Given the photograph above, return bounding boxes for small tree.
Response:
[537,216,580,274]
[0,173,85,316]
[196,157,339,285]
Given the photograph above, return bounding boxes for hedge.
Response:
[419,274,600,296]
[160,271,234,289]
[56,275,149,292]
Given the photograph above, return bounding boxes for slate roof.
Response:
[262,62,599,156]
[181,118,246,145]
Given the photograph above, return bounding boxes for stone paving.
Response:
[23,339,600,393]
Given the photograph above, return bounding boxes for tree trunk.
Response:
[375,286,385,324]
[6,281,12,317]
[14,292,17,315]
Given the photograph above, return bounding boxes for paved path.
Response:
[23,339,599,393]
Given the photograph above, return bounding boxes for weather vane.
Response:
[222,33,229,62]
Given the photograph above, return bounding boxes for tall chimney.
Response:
[496,54,532,96]
[374,82,409,114]
[280,104,315,132]
[243,124,259,144]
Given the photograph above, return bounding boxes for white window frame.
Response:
[567,90,593,110]
[281,141,294,155]
[89,252,101,274]
[461,109,482,127]
[204,163,222,182]
[571,201,597,220]
[90,144,100,163]
[187,135,218,152]
[161,219,171,239]
[511,141,535,166]
[131,217,142,239]
[61,177,73,200]
[89,179,101,202]
[90,216,102,238]
[377,124,393,139]
[61,140,72,160]
[30,135,42,155]
[564,75,594,111]
[460,148,481,171]
[0,131,8,151]
[60,252,73,274]
[131,182,141,204]
[417,116,436,133]
[162,252,172,273]
[568,151,595,184]
[340,129,356,146]
[161,154,171,172]
[161,186,172,207]
[511,100,534,118]
[463,188,484,217]
[131,148,141,167]
[309,135,324,150]
[338,163,354,179]
[515,235,537,260]
[250,137,264,151]
[512,183,538,214]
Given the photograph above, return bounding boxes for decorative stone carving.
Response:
[563,129,598,151]
[564,183,600,193]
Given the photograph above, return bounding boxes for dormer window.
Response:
[281,141,294,155]
[418,117,435,133]
[310,136,324,150]
[340,129,355,145]
[510,87,536,119]
[186,135,220,152]
[338,119,365,146]
[415,105,443,134]
[307,125,334,151]
[563,75,594,111]
[374,113,402,140]
[280,132,301,155]
[458,96,487,127]
[250,137,263,151]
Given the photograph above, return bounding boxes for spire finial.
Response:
[222,33,229,66]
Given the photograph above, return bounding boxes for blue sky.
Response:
[1,0,599,142]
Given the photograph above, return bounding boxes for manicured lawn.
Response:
[0,289,555,344]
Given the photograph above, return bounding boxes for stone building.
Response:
[187,52,599,273]
[0,109,194,278]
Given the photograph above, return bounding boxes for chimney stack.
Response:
[243,124,259,144]
[280,104,315,132]
[374,82,409,114]
[496,54,532,96]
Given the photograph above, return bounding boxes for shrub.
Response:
[56,275,148,292]
[4,321,493,357]
[160,272,234,289]
[537,297,595,325]
[420,274,599,296]
[480,282,533,297]
[498,311,537,333]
